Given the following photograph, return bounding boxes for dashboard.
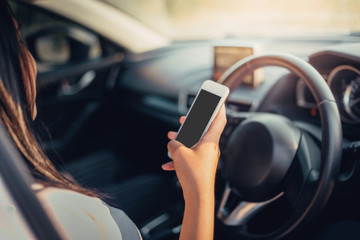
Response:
[121,40,360,140]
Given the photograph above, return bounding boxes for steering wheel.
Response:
[216,53,342,239]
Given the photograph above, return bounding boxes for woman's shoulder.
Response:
[33,184,124,240]
[34,183,105,210]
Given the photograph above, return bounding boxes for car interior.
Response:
[1,0,360,239]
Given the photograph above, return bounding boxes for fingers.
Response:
[167,139,188,158]
[167,116,185,140]
[162,161,175,171]
[163,139,187,171]
[200,104,227,144]
[167,131,177,140]
[179,116,186,124]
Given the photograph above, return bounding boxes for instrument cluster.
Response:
[296,65,360,124]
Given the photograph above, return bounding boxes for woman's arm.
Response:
[162,105,227,240]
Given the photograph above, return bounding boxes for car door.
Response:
[12,2,126,163]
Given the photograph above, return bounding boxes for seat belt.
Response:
[0,124,62,240]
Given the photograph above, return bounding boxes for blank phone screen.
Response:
[176,89,221,148]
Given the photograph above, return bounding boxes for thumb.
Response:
[200,104,227,144]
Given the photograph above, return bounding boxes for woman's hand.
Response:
[162,105,227,240]
[162,105,226,200]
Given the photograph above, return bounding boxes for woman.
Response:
[0,0,227,239]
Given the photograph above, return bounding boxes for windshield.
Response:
[101,0,360,39]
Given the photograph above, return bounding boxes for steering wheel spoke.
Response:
[283,132,321,208]
[217,183,284,226]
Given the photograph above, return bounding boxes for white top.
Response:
[34,185,142,240]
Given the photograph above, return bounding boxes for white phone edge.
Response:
[168,80,229,159]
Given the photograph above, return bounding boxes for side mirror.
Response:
[25,25,101,66]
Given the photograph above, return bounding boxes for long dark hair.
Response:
[0,0,97,197]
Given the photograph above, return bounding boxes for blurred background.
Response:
[104,0,360,38]
[15,0,360,40]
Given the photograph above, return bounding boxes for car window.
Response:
[101,0,360,39]
[10,2,102,71]
[11,2,63,34]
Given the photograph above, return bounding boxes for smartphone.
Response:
[168,80,229,158]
